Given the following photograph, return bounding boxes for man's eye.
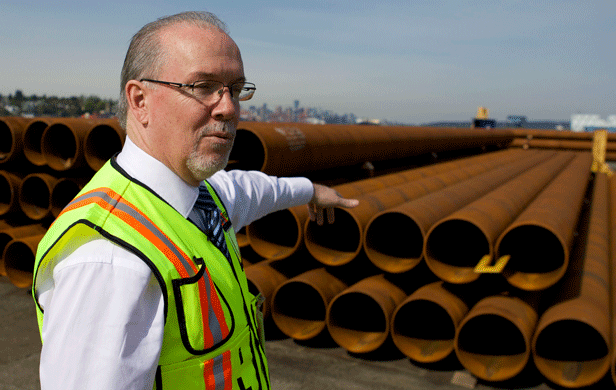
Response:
[193,82,220,94]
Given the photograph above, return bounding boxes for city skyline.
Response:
[1,1,614,124]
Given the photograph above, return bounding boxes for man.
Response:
[32,11,358,390]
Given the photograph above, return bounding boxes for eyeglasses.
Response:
[140,78,256,103]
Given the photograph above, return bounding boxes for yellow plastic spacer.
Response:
[474,255,511,274]
[591,129,607,173]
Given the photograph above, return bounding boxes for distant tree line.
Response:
[0,90,117,118]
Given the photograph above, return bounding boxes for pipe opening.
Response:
[498,225,564,273]
[274,282,325,322]
[457,314,525,355]
[24,121,47,165]
[365,212,423,260]
[248,210,299,259]
[0,232,12,255]
[227,129,265,171]
[0,175,14,214]
[20,177,51,219]
[85,125,123,171]
[4,241,35,287]
[305,208,360,265]
[42,124,77,170]
[51,180,81,217]
[393,300,455,341]
[328,292,386,333]
[535,320,608,361]
[0,121,13,159]
[426,219,489,268]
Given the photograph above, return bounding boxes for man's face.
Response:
[145,24,245,186]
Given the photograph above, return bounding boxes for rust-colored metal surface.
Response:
[0,117,31,165]
[326,274,407,354]
[0,171,22,217]
[271,268,347,340]
[532,173,611,388]
[3,233,45,288]
[23,118,71,167]
[454,294,538,382]
[511,128,616,142]
[610,175,616,387]
[244,262,287,319]
[252,149,521,263]
[391,281,469,363]
[424,152,575,284]
[41,119,96,171]
[18,173,58,221]
[363,150,554,274]
[229,122,514,175]
[305,149,532,268]
[495,153,593,290]
[84,119,126,171]
[512,138,616,152]
[0,224,47,276]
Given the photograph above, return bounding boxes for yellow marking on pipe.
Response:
[474,255,510,274]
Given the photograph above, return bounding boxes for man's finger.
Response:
[326,207,335,224]
[316,208,324,226]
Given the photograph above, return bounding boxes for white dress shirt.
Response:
[35,136,314,390]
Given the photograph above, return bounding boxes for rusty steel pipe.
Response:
[41,118,100,171]
[305,149,533,268]
[511,128,616,142]
[391,281,469,363]
[247,204,308,260]
[511,138,616,152]
[495,153,593,290]
[0,117,31,165]
[18,173,58,221]
[23,118,76,167]
[326,274,407,354]
[51,178,85,218]
[424,152,575,284]
[0,171,23,217]
[3,233,46,288]
[228,122,514,176]
[532,173,611,388]
[0,224,48,276]
[244,262,287,319]
[363,151,554,274]
[610,175,616,386]
[84,119,126,171]
[271,268,347,340]
[250,149,521,262]
[454,294,539,382]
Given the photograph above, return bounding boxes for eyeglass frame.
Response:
[139,78,256,103]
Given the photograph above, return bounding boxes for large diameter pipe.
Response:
[251,149,521,262]
[41,118,99,171]
[305,149,534,268]
[23,118,77,167]
[495,153,593,290]
[391,281,469,363]
[610,175,616,386]
[0,224,48,276]
[363,151,555,274]
[244,262,287,319]
[0,117,30,165]
[84,119,126,171]
[326,274,407,354]
[3,233,46,288]
[19,173,59,221]
[532,173,611,388]
[0,171,23,217]
[271,268,347,340]
[424,152,575,284]
[454,294,538,382]
[51,178,85,218]
[511,138,616,152]
[229,122,514,176]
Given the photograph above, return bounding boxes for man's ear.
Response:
[125,80,149,125]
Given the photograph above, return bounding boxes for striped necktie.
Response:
[190,185,231,262]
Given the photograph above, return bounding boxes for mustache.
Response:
[199,121,236,139]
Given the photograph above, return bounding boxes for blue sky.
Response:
[1,0,614,123]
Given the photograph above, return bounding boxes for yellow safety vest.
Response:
[33,158,270,390]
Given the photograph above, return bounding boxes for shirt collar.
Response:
[115,136,199,218]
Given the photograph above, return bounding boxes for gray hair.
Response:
[117,11,229,129]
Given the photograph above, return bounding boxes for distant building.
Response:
[507,115,528,128]
[571,114,616,132]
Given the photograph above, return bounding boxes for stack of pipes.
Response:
[511,128,616,161]
[240,123,616,388]
[0,116,125,287]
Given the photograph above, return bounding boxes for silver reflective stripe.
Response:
[211,354,227,390]
[202,265,224,343]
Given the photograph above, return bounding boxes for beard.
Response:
[186,121,236,180]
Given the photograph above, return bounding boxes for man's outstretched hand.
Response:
[308,184,360,225]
